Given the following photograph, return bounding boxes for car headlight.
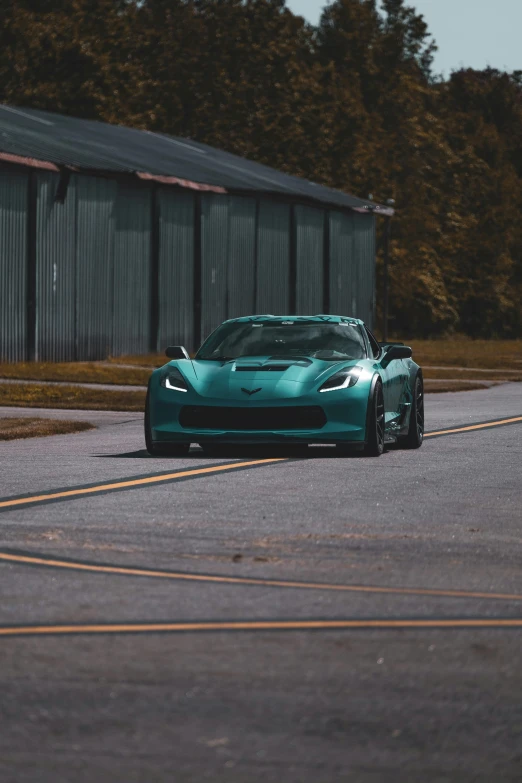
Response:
[318,366,363,392]
[160,367,189,392]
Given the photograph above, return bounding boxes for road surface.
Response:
[0,384,521,782]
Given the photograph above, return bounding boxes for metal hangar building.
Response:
[0,103,393,361]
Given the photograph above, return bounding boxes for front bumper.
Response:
[150,382,369,445]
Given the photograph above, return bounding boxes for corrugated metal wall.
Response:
[36,172,77,361]
[0,170,27,362]
[256,200,290,315]
[157,189,194,350]
[352,213,376,327]
[329,210,354,317]
[76,176,116,360]
[227,196,256,319]
[112,183,151,356]
[201,194,229,342]
[199,194,258,339]
[295,205,324,313]
[0,167,377,360]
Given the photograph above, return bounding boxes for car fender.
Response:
[398,364,422,435]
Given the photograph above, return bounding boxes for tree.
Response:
[0,0,520,336]
[0,0,131,118]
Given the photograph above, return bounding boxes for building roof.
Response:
[0,104,393,216]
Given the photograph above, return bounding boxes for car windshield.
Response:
[196,321,367,361]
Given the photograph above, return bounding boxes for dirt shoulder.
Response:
[409,339,522,370]
[0,361,151,386]
[424,379,505,393]
[0,417,95,441]
[0,383,145,411]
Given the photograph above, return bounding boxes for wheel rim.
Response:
[376,386,385,449]
[416,380,424,441]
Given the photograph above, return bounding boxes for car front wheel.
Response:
[363,378,385,457]
[145,386,190,456]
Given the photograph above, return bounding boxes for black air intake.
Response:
[179,406,326,430]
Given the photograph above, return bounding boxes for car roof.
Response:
[223,315,364,325]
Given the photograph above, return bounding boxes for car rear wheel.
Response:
[144,385,190,457]
[399,374,424,449]
[363,378,385,457]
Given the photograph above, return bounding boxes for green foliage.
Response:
[1,0,521,337]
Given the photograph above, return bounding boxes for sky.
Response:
[285,0,522,78]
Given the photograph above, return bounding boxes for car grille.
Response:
[179,405,326,430]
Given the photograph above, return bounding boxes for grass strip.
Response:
[424,368,522,381]
[0,362,151,386]
[0,383,145,411]
[0,417,95,441]
[105,354,166,368]
[408,339,522,370]
[424,380,501,393]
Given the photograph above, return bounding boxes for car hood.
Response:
[165,356,361,400]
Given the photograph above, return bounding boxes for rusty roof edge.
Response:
[136,171,226,193]
[0,151,60,172]
[0,152,228,193]
[0,151,393,214]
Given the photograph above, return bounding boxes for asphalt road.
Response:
[0,384,521,782]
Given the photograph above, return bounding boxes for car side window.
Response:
[364,327,381,359]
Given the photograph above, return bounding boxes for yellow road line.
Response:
[425,416,522,438]
[0,416,520,512]
[0,458,285,510]
[1,617,522,637]
[2,551,522,602]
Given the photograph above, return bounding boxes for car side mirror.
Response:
[381,344,412,367]
[165,345,190,360]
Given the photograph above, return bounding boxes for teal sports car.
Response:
[145,315,424,457]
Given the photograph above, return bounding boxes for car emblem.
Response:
[241,387,262,396]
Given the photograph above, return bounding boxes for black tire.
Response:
[400,374,424,449]
[144,385,155,454]
[144,385,190,457]
[363,378,385,457]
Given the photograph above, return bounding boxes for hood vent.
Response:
[233,356,313,372]
[234,364,291,372]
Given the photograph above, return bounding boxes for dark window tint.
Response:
[197,321,367,361]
